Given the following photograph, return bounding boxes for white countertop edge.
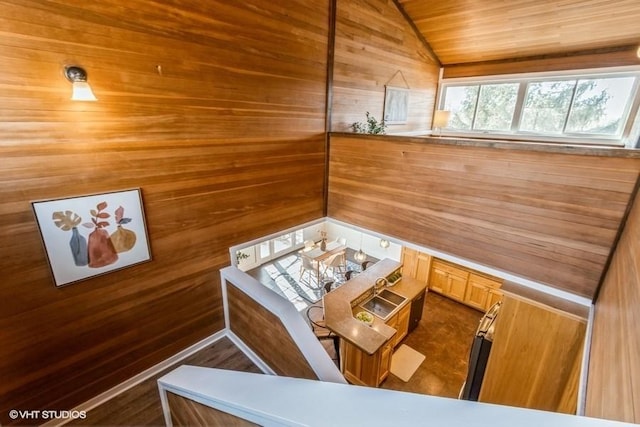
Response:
[158,366,636,427]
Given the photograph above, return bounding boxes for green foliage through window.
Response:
[440,71,638,143]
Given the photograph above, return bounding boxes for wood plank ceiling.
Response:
[397,0,640,65]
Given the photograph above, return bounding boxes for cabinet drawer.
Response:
[469,273,502,289]
[432,260,469,279]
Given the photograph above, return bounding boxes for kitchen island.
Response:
[323,258,428,386]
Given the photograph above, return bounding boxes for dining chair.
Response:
[299,255,320,285]
[302,239,315,252]
[305,304,339,364]
[321,251,346,279]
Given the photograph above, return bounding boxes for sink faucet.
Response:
[374,277,387,295]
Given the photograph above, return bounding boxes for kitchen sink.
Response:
[361,289,407,320]
[378,289,406,306]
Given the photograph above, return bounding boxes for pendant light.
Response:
[64,66,97,101]
[354,232,367,263]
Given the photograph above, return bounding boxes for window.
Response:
[257,230,305,263]
[439,69,640,145]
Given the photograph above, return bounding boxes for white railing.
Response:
[158,366,636,427]
[220,265,345,384]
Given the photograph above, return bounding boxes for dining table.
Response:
[301,241,347,280]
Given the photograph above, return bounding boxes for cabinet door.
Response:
[448,272,468,302]
[486,288,504,311]
[464,275,490,311]
[378,341,393,384]
[414,253,432,283]
[395,303,411,346]
[429,263,450,294]
[401,247,419,279]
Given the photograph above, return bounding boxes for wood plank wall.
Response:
[0,1,329,423]
[226,285,318,380]
[586,189,640,423]
[331,0,440,133]
[327,134,640,298]
[167,392,258,427]
[443,46,640,79]
[479,295,586,414]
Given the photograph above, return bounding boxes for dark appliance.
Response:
[408,289,426,333]
[460,301,501,401]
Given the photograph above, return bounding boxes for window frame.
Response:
[436,66,640,147]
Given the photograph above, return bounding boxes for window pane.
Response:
[444,85,479,130]
[521,81,575,133]
[565,77,635,135]
[259,241,270,259]
[273,233,292,253]
[474,83,519,131]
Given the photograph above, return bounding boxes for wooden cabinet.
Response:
[341,338,393,387]
[428,258,503,312]
[387,303,411,348]
[464,273,503,311]
[430,260,469,303]
[401,247,431,283]
[341,300,412,386]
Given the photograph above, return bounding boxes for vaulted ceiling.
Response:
[397,0,640,65]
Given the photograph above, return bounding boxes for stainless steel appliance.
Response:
[460,301,501,401]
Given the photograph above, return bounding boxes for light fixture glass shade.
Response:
[354,249,367,263]
[71,81,97,101]
[379,239,390,249]
[433,110,451,129]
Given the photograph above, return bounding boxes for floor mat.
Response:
[390,344,426,382]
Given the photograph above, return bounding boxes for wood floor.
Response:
[67,337,261,426]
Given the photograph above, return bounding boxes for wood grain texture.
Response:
[226,284,318,380]
[586,189,640,423]
[398,0,640,65]
[167,392,258,427]
[331,0,440,133]
[443,46,640,79]
[479,296,586,414]
[0,1,328,424]
[66,337,261,426]
[327,134,640,298]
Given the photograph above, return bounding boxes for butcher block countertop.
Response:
[323,258,427,355]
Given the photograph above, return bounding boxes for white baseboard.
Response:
[43,330,227,427]
[226,330,276,375]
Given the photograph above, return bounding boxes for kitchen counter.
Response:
[323,258,427,355]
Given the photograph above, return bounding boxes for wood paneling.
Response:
[479,296,586,414]
[0,1,329,424]
[586,188,640,423]
[331,0,440,133]
[328,134,640,298]
[67,337,261,426]
[398,0,640,65]
[167,392,258,427]
[443,46,640,79]
[226,284,318,380]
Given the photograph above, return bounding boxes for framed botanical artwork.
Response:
[32,188,151,287]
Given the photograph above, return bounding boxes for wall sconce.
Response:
[432,110,451,136]
[64,66,97,101]
[379,239,390,249]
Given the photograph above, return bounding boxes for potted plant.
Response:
[351,112,387,134]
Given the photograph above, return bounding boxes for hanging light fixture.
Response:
[379,239,390,249]
[354,232,367,263]
[64,66,97,101]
